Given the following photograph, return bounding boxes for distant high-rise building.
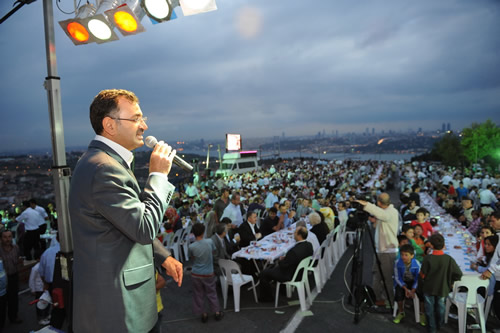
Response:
[366,127,369,134]
[372,128,375,135]
[418,127,422,133]
[447,123,451,131]
[282,131,285,138]
[442,123,446,132]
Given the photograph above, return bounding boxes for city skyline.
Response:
[1,0,499,153]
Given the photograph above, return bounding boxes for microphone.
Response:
[145,136,194,172]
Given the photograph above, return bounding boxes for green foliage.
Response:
[461,119,500,167]
[431,133,464,167]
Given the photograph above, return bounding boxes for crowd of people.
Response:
[1,154,499,332]
[1,88,499,333]
[0,154,499,332]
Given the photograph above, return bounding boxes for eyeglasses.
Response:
[110,116,148,124]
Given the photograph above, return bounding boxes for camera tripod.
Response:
[348,217,393,323]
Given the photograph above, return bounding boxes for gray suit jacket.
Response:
[69,140,174,333]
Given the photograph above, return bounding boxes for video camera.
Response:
[347,192,373,229]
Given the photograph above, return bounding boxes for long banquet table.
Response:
[420,192,477,275]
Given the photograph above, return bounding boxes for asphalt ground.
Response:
[9,233,500,333]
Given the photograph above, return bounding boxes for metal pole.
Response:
[42,0,73,257]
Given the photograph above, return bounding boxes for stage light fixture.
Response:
[58,4,97,45]
[106,1,146,36]
[141,0,177,23]
[84,0,120,43]
[179,0,217,16]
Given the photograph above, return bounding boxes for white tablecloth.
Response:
[232,226,298,263]
[420,192,477,275]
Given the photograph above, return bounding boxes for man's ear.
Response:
[102,117,116,136]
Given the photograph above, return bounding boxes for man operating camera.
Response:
[355,192,399,307]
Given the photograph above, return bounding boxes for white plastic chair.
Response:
[275,256,312,312]
[180,224,192,262]
[218,259,258,312]
[444,275,489,333]
[393,294,421,323]
[306,242,328,293]
[162,232,174,248]
[484,294,493,322]
[323,233,336,277]
[345,230,356,247]
[338,223,347,254]
[167,228,183,261]
[327,227,341,273]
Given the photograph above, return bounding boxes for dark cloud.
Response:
[1,0,499,152]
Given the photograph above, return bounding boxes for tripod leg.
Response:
[366,225,394,313]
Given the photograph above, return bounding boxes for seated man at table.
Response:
[219,217,240,256]
[258,226,313,301]
[238,211,262,248]
[260,207,282,237]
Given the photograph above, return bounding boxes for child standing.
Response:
[393,244,425,326]
[188,223,223,323]
[420,233,462,333]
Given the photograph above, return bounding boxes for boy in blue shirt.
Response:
[188,223,223,323]
[393,244,425,326]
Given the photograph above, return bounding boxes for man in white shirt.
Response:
[30,199,49,252]
[221,192,244,228]
[16,201,44,260]
[357,193,399,306]
[479,184,498,216]
[265,187,280,210]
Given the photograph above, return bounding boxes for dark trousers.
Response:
[0,294,6,332]
[493,280,500,320]
[6,274,19,322]
[38,224,47,253]
[24,229,41,260]
[191,274,220,315]
[259,266,289,299]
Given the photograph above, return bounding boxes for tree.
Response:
[430,132,464,167]
[461,119,500,168]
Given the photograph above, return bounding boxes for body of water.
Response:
[265,152,415,161]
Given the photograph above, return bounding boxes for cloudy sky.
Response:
[1,0,499,153]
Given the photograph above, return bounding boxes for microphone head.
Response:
[144,136,157,149]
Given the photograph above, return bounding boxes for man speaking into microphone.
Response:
[69,89,183,333]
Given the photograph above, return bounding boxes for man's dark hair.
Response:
[295,226,308,240]
[491,210,500,220]
[29,198,37,205]
[89,89,139,135]
[247,211,257,220]
[429,233,445,250]
[22,201,30,208]
[215,223,226,236]
[220,217,232,224]
[192,222,205,237]
[399,244,415,255]
[269,207,278,214]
